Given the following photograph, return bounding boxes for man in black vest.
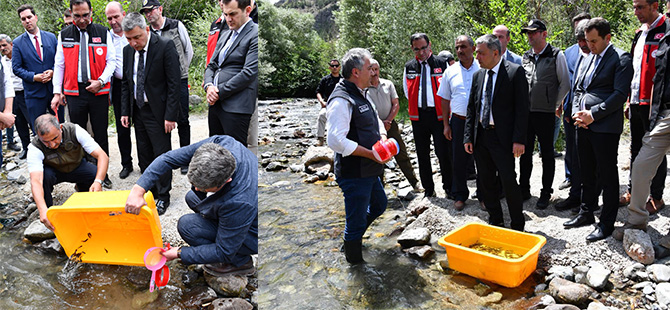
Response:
[327,48,390,264]
[519,19,570,209]
[27,114,109,231]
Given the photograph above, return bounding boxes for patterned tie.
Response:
[80,29,88,82]
[218,30,238,65]
[34,35,41,60]
[482,70,495,128]
[136,50,145,108]
[583,55,600,89]
[420,61,428,108]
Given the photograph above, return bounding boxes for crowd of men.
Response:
[0,0,259,276]
[323,0,670,263]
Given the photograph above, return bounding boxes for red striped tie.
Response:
[34,35,41,60]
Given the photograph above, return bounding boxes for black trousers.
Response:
[177,78,191,148]
[208,106,251,146]
[12,91,31,151]
[519,112,555,195]
[410,108,452,196]
[577,128,620,231]
[66,83,109,156]
[43,159,97,207]
[450,115,471,201]
[563,117,582,200]
[629,104,666,199]
[112,78,133,169]
[133,101,172,202]
[474,124,525,231]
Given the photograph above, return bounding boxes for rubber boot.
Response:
[343,240,364,264]
[365,215,375,230]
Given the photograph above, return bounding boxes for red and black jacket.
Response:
[206,17,228,65]
[60,23,110,96]
[404,54,446,121]
[631,15,668,105]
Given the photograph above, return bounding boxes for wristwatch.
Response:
[94,179,103,185]
[98,78,104,86]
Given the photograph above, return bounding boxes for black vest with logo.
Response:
[31,123,84,173]
[329,80,383,179]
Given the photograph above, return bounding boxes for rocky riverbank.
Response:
[259,98,670,309]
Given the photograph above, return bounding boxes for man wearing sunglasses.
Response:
[315,59,342,146]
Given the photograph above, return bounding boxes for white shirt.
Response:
[26,124,100,173]
[403,59,436,108]
[2,56,23,91]
[437,60,479,116]
[1,58,15,100]
[480,57,503,125]
[326,87,386,156]
[110,29,128,80]
[631,14,663,104]
[53,26,117,94]
[29,29,44,61]
[133,32,150,102]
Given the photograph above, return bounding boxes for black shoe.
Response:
[119,166,133,179]
[522,191,532,201]
[563,213,595,228]
[423,191,436,198]
[18,149,27,160]
[156,199,170,215]
[558,179,571,190]
[536,192,551,210]
[655,245,670,259]
[7,143,20,152]
[102,175,112,189]
[586,226,611,242]
[554,151,563,158]
[181,166,188,175]
[343,240,364,264]
[555,197,580,211]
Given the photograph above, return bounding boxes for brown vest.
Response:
[31,123,84,173]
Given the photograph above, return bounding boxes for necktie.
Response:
[218,30,238,65]
[34,35,41,60]
[80,29,88,82]
[482,70,495,128]
[420,61,428,108]
[136,50,145,108]
[583,55,600,89]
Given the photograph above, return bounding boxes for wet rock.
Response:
[289,164,303,173]
[657,282,670,305]
[403,245,434,259]
[300,146,333,170]
[182,270,200,286]
[126,269,151,289]
[548,277,595,306]
[23,220,55,243]
[480,291,502,304]
[189,94,202,106]
[474,283,492,296]
[132,290,158,309]
[210,298,253,310]
[397,187,415,201]
[303,175,319,183]
[623,229,655,265]
[181,286,217,308]
[397,227,430,248]
[265,162,287,172]
[544,305,580,310]
[624,263,646,280]
[26,203,37,217]
[648,264,670,283]
[549,265,574,281]
[35,238,63,253]
[407,199,430,216]
[205,273,248,297]
[574,265,589,284]
[586,262,611,290]
[260,152,273,159]
[306,160,331,175]
[293,129,306,138]
[272,181,290,187]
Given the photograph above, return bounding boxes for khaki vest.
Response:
[32,123,84,173]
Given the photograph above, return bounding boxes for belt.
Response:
[452,113,466,120]
[479,122,495,130]
[420,106,436,111]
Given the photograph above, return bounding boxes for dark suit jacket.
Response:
[11,30,57,99]
[464,58,529,151]
[121,33,180,123]
[571,45,633,134]
[203,21,258,115]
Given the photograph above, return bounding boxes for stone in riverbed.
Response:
[34,238,63,253]
[647,264,670,283]
[548,277,595,306]
[205,273,248,297]
[574,265,589,284]
[210,298,253,310]
[406,199,430,216]
[544,304,581,310]
[300,146,334,169]
[539,294,556,306]
[480,291,502,304]
[403,245,434,259]
[180,286,218,308]
[397,227,431,248]
[623,229,655,265]
[549,265,574,281]
[265,162,287,171]
[131,291,159,309]
[586,262,611,290]
[624,262,646,280]
[23,220,55,243]
[586,301,618,310]
[656,282,670,306]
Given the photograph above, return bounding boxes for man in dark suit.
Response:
[563,17,633,242]
[203,0,258,145]
[11,4,61,130]
[464,34,529,231]
[119,12,180,215]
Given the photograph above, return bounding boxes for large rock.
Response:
[403,245,434,259]
[211,298,253,310]
[34,238,63,253]
[305,161,331,176]
[656,282,670,306]
[586,262,611,290]
[548,277,595,306]
[397,228,431,248]
[300,146,334,171]
[205,273,248,297]
[23,220,55,243]
[647,264,670,283]
[180,286,218,308]
[623,229,655,265]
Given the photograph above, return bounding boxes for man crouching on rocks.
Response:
[326,48,392,264]
[29,114,109,231]
[125,136,258,276]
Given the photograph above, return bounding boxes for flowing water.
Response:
[257,99,538,309]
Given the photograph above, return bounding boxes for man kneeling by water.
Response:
[327,48,391,264]
[125,136,258,276]
[29,114,109,231]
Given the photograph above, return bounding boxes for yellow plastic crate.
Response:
[437,222,546,287]
[46,190,163,266]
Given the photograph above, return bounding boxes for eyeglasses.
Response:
[73,12,90,20]
[413,45,429,52]
[329,64,340,68]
